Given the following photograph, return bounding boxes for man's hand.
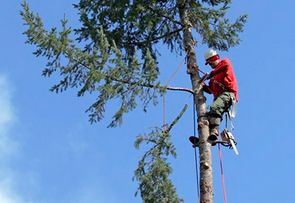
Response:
[198,72,212,84]
[205,72,213,80]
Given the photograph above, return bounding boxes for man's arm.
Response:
[202,83,212,94]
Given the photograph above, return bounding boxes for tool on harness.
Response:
[220,129,238,155]
[225,92,237,130]
[228,92,237,119]
[220,114,239,155]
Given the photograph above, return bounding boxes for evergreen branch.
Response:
[146,5,182,26]
[68,56,194,95]
[134,127,184,202]
[124,28,183,46]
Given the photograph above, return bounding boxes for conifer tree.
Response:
[20,1,247,202]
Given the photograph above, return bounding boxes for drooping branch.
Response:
[166,104,188,132]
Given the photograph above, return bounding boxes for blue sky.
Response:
[1,0,295,203]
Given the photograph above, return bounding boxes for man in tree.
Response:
[21,0,247,200]
[202,49,238,144]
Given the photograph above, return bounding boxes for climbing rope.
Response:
[192,100,200,202]
[217,143,228,203]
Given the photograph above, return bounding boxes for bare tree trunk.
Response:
[177,1,214,203]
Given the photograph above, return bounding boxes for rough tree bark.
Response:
[177,1,213,202]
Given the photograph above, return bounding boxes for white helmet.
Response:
[204,49,218,61]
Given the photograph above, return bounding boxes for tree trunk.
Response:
[177,1,214,203]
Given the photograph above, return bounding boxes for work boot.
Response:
[208,117,221,145]
[189,136,199,148]
[208,128,219,141]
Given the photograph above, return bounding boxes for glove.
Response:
[198,72,212,84]
[204,72,213,80]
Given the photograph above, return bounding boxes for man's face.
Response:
[207,60,219,69]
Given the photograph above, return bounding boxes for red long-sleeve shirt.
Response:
[204,58,238,101]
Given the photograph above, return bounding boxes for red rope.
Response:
[162,56,186,129]
[165,56,186,86]
[218,143,228,203]
[163,95,166,129]
[190,64,206,75]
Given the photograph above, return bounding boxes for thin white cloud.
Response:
[0,83,17,160]
[0,74,114,203]
[0,74,22,203]
[0,176,22,203]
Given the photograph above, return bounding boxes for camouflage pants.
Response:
[209,91,233,119]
